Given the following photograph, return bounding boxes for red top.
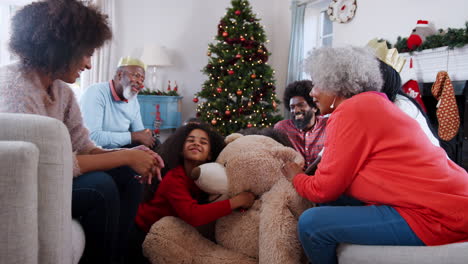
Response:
[274,116,328,168]
[293,92,468,246]
[135,165,232,233]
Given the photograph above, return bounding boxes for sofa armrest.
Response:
[0,141,39,264]
[0,113,74,264]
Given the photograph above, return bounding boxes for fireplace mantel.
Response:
[399,45,468,84]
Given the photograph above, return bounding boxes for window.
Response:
[303,4,333,57]
[302,2,333,79]
[319,11,333,47]
[0,1,33,66]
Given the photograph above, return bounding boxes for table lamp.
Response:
[141,44,172,91]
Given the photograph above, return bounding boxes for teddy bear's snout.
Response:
[190,166,201,180]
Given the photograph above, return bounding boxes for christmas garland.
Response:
[391,22,468,53]
[139,89,180,96]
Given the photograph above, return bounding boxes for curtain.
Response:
[80,0,116,93]
[286,0,306,85]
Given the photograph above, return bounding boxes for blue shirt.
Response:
[80,81,144,148]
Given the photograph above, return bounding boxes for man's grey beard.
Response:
[293,110,314,130]
[123,85,137,100]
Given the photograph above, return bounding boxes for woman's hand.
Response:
[126,149,164,184]
[281,161,304,182]
[132,145,165,182]
[229,191,256,210]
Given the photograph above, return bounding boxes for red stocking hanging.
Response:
[402,79,428,113]
[431,71,459,141]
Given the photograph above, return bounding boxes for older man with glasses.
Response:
[80,56,156,149]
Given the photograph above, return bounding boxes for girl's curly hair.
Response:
[9,0,112,75]
[142,122,226,203]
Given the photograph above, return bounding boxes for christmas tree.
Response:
[193,0,282,136]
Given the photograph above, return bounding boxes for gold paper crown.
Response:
[367,39,406,73]
[117,56,147,71]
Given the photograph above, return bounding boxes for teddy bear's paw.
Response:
[143,217,200,264]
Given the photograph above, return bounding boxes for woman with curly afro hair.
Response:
[0,0,165,263]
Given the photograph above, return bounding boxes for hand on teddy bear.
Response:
[229,191,256,210]
[281,161,304,182]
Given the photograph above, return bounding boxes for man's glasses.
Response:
[123,71,145,82]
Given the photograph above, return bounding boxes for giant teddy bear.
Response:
[142,133,313,264]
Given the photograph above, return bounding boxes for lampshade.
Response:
[141,44,172,66]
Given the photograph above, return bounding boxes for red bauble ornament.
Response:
[257,49,264,53]
[235,10,241,15]
[240,37,246,42]
[216,87,223,93]
[235,54,242,59]
[250,74,256,79]
[262,113,267,118]
[211,119,217,125]
[192,97,199,103]
[247,123,253,128]
[228,70,235,75]
[225,110,231,115]
[222,32,228,37]
[236,90,243,96]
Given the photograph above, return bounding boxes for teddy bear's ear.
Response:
[272,146,305,168]
[225,133,243,144]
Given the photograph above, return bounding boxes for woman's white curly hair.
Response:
[304,46,383,98]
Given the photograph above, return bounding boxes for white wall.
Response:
[114,0,291,132]
[333,0,468,47]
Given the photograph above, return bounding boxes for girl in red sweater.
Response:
[128,122,255,263]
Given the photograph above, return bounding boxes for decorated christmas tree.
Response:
[193,0,282,135]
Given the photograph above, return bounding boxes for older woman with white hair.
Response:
[282,46,468,264]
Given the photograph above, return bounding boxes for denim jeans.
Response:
[72,166,142,264]
[298,197,425,264]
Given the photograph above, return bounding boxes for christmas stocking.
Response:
[402,79,427,113]
[431,71,460,141]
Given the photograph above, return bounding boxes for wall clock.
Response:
[327,0,357,23]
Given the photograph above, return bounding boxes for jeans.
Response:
[126,223,151,264]
[72,166,143,264]
[298,197,425,264]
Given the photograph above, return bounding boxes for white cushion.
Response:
[71,219,85,264]
[338,242,468,264]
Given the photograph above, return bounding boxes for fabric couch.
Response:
[0,113,84,264]
[338,242,468,264]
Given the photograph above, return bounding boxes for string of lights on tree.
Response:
[193,0,282,136]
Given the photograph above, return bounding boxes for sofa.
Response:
[0,113,84,264]
[338,242,468,264]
